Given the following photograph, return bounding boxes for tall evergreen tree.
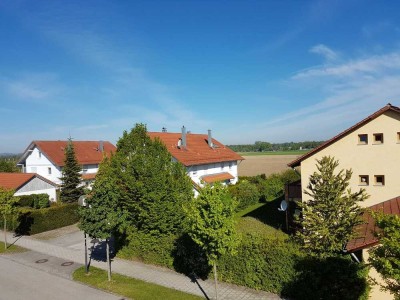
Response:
[296,156,368,257]
[60,138,84,203]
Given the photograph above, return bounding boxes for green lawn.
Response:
[235,201,288,240]
[238,150,308,156]
[0,241,27,254]
[73,266,203,300]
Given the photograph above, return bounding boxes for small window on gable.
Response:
[374,175,385,186]
[38,151,42,158]
[359,175,369,186]
[358,134,368,145]
[373,133,384,144]
[48,167,52,175]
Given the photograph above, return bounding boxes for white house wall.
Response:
[187,160,239,185]
[25,147,63,184]
[14,177,57,202]
[24,147,99,184]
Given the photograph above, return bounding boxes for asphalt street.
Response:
[0,256,123,300]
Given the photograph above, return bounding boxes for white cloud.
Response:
[293,52,400,79]
[310,44,338,61]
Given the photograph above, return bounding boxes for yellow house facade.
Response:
[288,103,400,300]
[289,103,400,208]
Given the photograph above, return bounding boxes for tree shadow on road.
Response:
[88,236,115,264]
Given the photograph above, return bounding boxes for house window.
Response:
[38,151,42,158]
[373,133,384,144]
[229,162,233,170]
[48,167,52,175]
[192,166,197,176]
[358,134,368,145]
[82,165,88,174]
[374,175,385,186]
[397,132,400,143]
[221,162,225,170]
[359,175,369,186]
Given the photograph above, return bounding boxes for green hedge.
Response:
[228,180,260,211]
[10,203,79,235]
[17,194,50,209]
[218,233,302,294]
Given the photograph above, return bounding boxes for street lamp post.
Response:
[78,196,89,274]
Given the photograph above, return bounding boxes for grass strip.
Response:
[0,241,27,254]
[73,266,203,300]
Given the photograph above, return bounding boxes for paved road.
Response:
[0,256,122,300]
[1,228,281,300]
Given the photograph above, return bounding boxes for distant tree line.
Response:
[0,155,20,173]
[227,140,325,152]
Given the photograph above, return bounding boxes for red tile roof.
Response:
[82,173,97,180]
[288,104,400,168]
[19,141,116,167]
[0,173,58,191]
[147,132,244,167]
[201,172,234,184]
[346,196,400,252]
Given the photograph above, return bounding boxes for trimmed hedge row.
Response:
[0,203,79,235]
[17,194,50,209]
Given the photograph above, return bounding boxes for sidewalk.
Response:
[1,229,281,300]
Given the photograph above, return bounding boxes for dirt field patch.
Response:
[238,155,300,177]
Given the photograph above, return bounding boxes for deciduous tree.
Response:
[183,183,239,300]
[0,187,18,249]
[60,138,84,203]
[79,156,126,280]
[369,212,400,299]
[296,156,368,257]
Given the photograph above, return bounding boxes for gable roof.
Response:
[147,132,244,167]
[18,141,116,167]
[288,103,400,168]
[0,172,58,191]
[346,196,400,252]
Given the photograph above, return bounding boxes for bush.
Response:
[281,255,370,300]
[218,233,303,294]
[118,230,176,268]
[13,203,79,235]
[16,194,49,209]
[228,180,260,210]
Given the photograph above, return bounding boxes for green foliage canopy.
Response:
[60,139,84,203]
[296,156,368,257]
[183,182,239,265]
[79,156,126,239]
[369,213,400,299]
[0,157,19,173]
[113,123,193,236]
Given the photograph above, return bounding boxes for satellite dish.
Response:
[278,200,288,212]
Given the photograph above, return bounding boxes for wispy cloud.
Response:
[310,44,338,61]
[1,72,63,103]
[293,52,400,79]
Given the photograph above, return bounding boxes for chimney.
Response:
[181,126,187,148]
[208,129,213,148]
[99,140,104,152]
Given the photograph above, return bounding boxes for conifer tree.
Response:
[296,156,368,257]
[60,138,84,203]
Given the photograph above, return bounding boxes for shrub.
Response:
[218,232,303,294]
[16,194,49,209]
[14,203,79,235]
[118,230,176,268]
[228,180,260,210]
[281,255,370,300]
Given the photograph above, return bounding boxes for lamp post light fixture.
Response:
[78,195,89,274]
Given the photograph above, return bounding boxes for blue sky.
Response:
[2,0,400,153]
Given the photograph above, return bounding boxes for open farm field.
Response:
[238,154,301,177]
[238,150,308,156]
